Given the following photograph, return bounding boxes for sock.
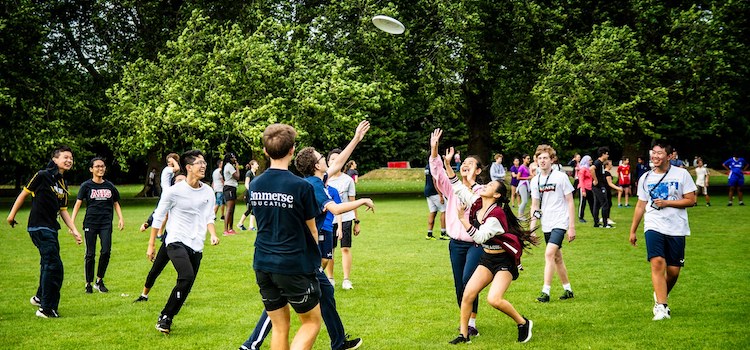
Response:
[141,293,148,298]
[440,229,447,235]
[427,230,433,237]
[542,285,551,295]
[563,283,572,292]
[468,318,476,328]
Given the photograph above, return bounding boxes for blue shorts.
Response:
[544,228,566,248]
[645,230,685,267]
[319,230,333,260]
[215,192,225,206]
[728,176,744,187]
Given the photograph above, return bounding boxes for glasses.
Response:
[317,155,326,163]
[190,160,207,166]
[92,165,106,168]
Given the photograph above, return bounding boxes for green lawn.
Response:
[1,189,748,349]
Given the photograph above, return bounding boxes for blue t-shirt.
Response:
[251,169,321,274]
[724,157,747,179]
[322,186,341,233]
[305,176,334,232]
[424,164,438,197]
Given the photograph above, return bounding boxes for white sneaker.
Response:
[30,296,41,307]
[328,278,335,287]
[342,279,353,290]
[652,304,671,320]
[607,219,616,225]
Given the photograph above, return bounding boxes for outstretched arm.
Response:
[327,121,370,178]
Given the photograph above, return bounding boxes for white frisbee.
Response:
[372,15,405,35]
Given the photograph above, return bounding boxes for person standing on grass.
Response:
[148,150,219,334]
[629,141,696,321]
[722,153,748,206]
[509,157,520,207]
[424,163,448,240]
[222,153,240,235]
[429,129,485,337]
[694,158,711,206]
[160,152,180,195]
[212,160,225,220]
[238,160,259,231]
[617,157,632,207]
[344,160,359,184]
[634,156,650,196]
[577,155,594,223]
[6,145,82,318]
[490,153,506,182]
[590,147,612,228]
[516,155,532,220]
[529,145,577,304]
[71,157,124,294]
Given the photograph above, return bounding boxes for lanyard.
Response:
[645,166,671,199]
[539,170,553,209]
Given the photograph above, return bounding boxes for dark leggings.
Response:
[592,186,610,225]
[84,225,112,283]
[578,190,594,220]
[161,242,202,317]
[144,241,170,289]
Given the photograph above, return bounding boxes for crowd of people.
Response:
[3,125,748,348]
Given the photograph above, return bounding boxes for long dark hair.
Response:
[493,180,539,248]
[221,153,236,181]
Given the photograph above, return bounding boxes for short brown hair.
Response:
[534,144,557,161]
[263,124,297,159]
[295,147,319,177]
[166,152,179,163]
[494,153,503,160]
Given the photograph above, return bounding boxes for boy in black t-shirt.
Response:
[6,145,83,318]
[71,157,124,294]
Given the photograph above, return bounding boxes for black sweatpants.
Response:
[161,242,202,318]
[592,186,610,226]
[144,241,170,289]
[84,225,112,283]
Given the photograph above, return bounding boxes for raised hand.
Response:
[354,120,371,142]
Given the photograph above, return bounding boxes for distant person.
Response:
[211,160,225,220]
[634,156,650,194]
[590,147,612,228]
[490,153,506,182]
[617,157,632,207]
[604,161,624,224]
[344,160,359,184]
[454,151,461,172]
[694,157,711,206]
[509,157,520,207]
[629,141,696,321]
[71,157,125,294]
[222,153,240,235]
[146,168,157,197]
[6,145,82,318]
[424,163,447,240]
[669,150,687,169]
[568,154,581,191]
[238,160,260,231]
[160,153,180,194]
[723,153,748,206]
[517,154,532,219]
[327,149,362,290]
[577,155,594,223]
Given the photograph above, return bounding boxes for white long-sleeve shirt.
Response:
[152,181,215,252]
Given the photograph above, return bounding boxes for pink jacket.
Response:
[429,156,483,242]
[577,167,593,194]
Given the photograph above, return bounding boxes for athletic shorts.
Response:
[728,176,744,187]
[319,230,333,260]
[332,220,354,248]
[696,185,708,196]
[215,192,225,206]
[478,252,519,280]
[223,185,237,201]
[645,230,685,267]
[544,228,566,248]
[255,270,320,313]
[426,194,446,213]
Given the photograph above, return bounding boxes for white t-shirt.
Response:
[223,163,238,187]
[160,167,174,191]
[327,173,356,222]
[637,166,697,237]
[694,166,708,187]
[152,181,215,252]
[530,169,574,232]
[212,168,223,192]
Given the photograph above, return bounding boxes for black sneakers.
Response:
[94,280,109,293]
[156,314,172,334]
[559,290,575,300]
[341,336,363,350]
[536,292,550,303]
[133,295,149,303]
[517,318,533,343]
[30,296,41,307]
[36,308,59,318]
[85,284,93,294]
[449,334,470,344]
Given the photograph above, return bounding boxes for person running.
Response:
[71,157,124,294]
[238,160,260,231]
[694,157,711,206]
[617,157,632,207]
[424,163,447,240]
[160,152,180,194]
[516,154,532,220]
[222,153,240,235]
[212,160,225,220]
[148,150,219,334]
[509,158,520,207]
[629,141,697,321]
[577,155,594,223]
[429,129,485,337]
[7,145,83,318]
[445,144,537,344]
[529,145,577,304]
[722,153,748,206]
[590,147,612,228]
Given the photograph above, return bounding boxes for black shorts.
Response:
[332,220,354,248]
[478,252,519,280]
[544,228,566,248]
[255,270,320,313]
[223,185,238,201]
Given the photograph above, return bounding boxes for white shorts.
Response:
[426,194,446,213]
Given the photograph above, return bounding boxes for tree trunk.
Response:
[463,75,493,167]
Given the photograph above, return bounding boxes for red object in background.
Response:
[387,161,410,168]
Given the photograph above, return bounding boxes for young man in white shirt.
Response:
[694,157,711,206]
[148,150,219,334]
[629,141,696,321]
[529,145,576,303]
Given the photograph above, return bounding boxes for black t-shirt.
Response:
[24,167,69,231]
[593,159,607,188]
[77,179,120,227]
[250,169,321,275]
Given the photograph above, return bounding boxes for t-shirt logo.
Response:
[539,183,556,193]
[52,184,66,200]
[90,189,113,200]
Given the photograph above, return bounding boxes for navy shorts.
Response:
[255,270,320,313]
[728,176,744,187]
[544,228,566,248]
[319,230,333,260]
[645,230,685,267]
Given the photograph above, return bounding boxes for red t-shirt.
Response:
[617,164,631,185]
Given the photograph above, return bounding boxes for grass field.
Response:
[1,184,749,349]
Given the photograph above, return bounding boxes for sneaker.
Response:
[133,295,149,303]
[468,326,479,337]
[536,292,550,303]
[652,304,671,321]
[155,314,172,334]
[94,280,109,293]
[448,334,470,344]
[36,308,59,318]
[341,335,363,350]
[604,224,613,229]
[425,235,436,240]
[238,224,248,231]
[607,219,616,225]
[228,229,237,234]
[706,202,711,207]
[250,227,257,231]
[517,318,533,343]
[578,218,587,223]
[30,296,41,307]
[440,233,450,240]
[626,204,631,207]
[559,290,575,300]
[221,215,225,220]
[223,230,233,236]
[85,284,93,294]
[618,204,622,207]
[727,202,733,206]
[741,202,745,206]
[342,279,353,290]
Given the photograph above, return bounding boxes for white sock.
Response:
[468,318,476,328]
[542,285,551,295]
[563,283,572,292]
[141,293,148,298]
